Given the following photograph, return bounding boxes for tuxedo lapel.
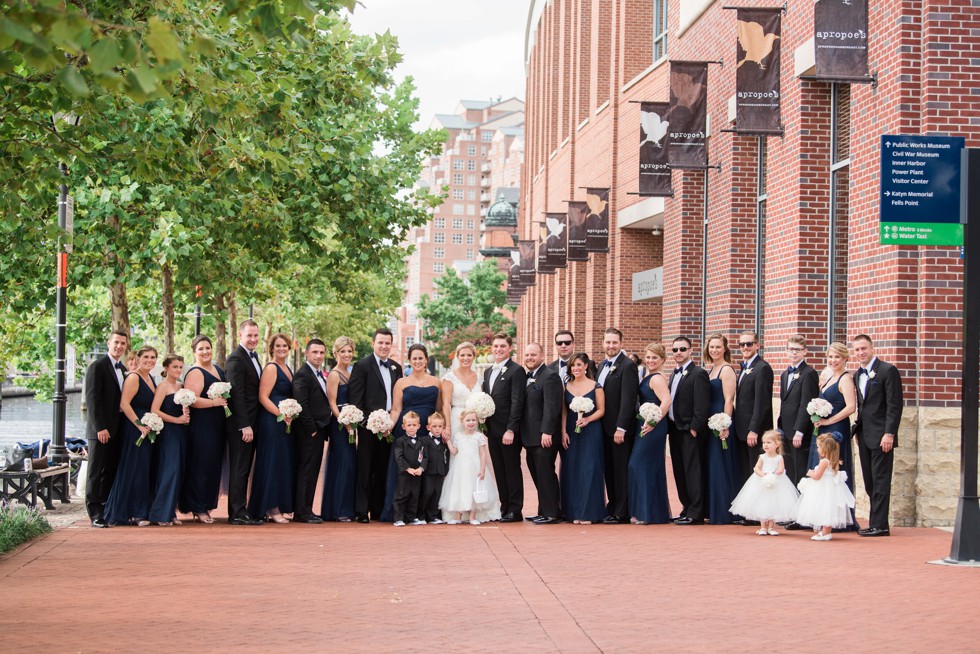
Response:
[371,357,386,387]
[237,345,260,380]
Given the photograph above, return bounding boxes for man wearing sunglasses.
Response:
[548,330,596,382]
[667,336,711,525]
[732,332,774,493]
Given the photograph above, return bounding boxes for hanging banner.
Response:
[536,227,555,274]
[508,249,524,292]
[735,8,782,135]
[544,212,568,269]
[814,0,869,81]
[567,201,590,262]
[585,187,610,253]
[668,61,708,169]
[639,101,673,196]
[518,240,536,287]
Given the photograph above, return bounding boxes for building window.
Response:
[434,218,445,229]
[452,173,464,185]
[467,144,476,156]
[466,249,475,260]
[434,248,445,259]
[481,130,493,142]
[466,234,475,244]
[452,218,463,230]
[453,159,464,170]
[433,232,445,243]
[467,205,476,215]
[405,336,416,347]
[466,220,476,230]
[452,233,463,244]
[467,189,477,200]
[654,0,668,61]
[433,262,444,274]
[452,189,464,200]
[829,83,851,344]
[481,146,487,157]
[467,160,476,171]
[452,204,464,215]
[467,175,477,185]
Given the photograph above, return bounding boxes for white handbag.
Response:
[473,476,489,504]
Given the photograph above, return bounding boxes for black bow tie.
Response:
[858,367,867,377]
[786,366,796,374]
[315,370,324,380]
[602,360,612,368]
[673,367,682,375]
[559,360,567,367]
[740,362,748,370]
[249,351,259,360]
[379,359,391,368]
[114,362,125,372]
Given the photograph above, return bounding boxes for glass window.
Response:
[467,190,477,200]
[452,173,464,185]
[466,234,475,244]
[467,160,476,171]
[453,204,464,215]
[466,249,475,260]
[467,220,476,230]
[481,130,493,142]
[433,232,445,243]
[467,145,476,156]
[452,189,464,200]
[452,218,463,230]
[434,248,445,259]
[453,159,464,170]
[654,0,668,60]
[433,218,445,229]
[433,263,444,274]
[467,175,477,185]
[467,205,476,215]
[452,233,463,244]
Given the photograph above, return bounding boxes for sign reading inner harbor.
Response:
[880,134,964,245]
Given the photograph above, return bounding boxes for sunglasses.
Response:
[739,342,756,348]
[672,347,689,353]
[555,340,572,346]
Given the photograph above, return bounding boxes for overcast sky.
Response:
[346,0,529,128]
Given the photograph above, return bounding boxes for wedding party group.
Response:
[82,319,903,540]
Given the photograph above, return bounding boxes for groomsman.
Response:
[520,343,562,524]
[348,328,402,523]
[548,330,596,382]
[667,336,711,524]
[777,335,820,485]
[483,333,526,522]
[225,319,264,525]
[596,328,639,524]
[852,334,904,537]
[291,339,330,524]
[733,331,774,486]
[84,329,129,528]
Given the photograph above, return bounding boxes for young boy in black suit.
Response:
[420,412,450,524]
[393,411,428,526]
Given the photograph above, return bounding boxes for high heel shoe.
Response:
[265,514,288,524]
[194,513,214,524]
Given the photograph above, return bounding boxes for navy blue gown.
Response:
[380,384,440,522]
[148,393,186,523]
[705,366,739,524]
[104,375,156,525]
[248,364,296,520]
[808,372,859,530]
[180,366,227,514]
[560,386,606,523]
[627,374,671,523]
[321,373,356,520]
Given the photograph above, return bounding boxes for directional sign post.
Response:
[880,135,965,246]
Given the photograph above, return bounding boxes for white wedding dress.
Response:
[442,369,480,437]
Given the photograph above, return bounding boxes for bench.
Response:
[0,463,72,510]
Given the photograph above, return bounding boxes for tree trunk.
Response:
[161,263,175,355]
[214,292,228,366]
[110,281,130,335]
[228,291,238,354]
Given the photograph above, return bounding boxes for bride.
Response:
[441,341,481,438]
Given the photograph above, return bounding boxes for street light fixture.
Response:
[50,112,81,465]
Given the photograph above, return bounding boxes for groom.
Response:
[483,333,526,522]
[348,328,402,523]
[224,319,264,526]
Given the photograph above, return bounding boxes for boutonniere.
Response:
[609,366,617,374]
[868,370,876,380]
[744,367,753,375]
[682,369,688,378]
[791,373,799,381]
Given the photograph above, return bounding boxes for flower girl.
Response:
[439,409,500,525]
[729,430,799,535]
[795,433,856,541]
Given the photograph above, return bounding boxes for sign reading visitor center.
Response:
[880,135,964,245]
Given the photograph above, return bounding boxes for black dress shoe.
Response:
[784,521,807,531]
[859,527,890,537]
[295,514,324,524]
[602,515,628,524]
[229,516,263,526]
[500,512,521,523]
[673,517,705,525]
[91,518,108,528]
[732,518,746,526]
[525,515,541,522]
[533,516,560,525]
[356,514,370,524]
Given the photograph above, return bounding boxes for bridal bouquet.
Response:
[708,412,732,450]
[568,396,595,433]
[277,399,303,433]
[338,405,364,444]
[135,412,164,446]
[366,409,395,442]
[637,402,662,436]
[761,473,777,489]
[174,389,197,409]
[207,382,233,417]
[464,391,496,433]
[807,398,834,436]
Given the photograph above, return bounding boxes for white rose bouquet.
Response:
[366,409,395,443]
[637,402,662,437]
[207,382,233,417]
[277,399,303,433]
[568,396,595,433]
[708,412,732,450]
[761,473,777,489]
[173,388,197,409]
[338,405,364,444]
[136,412,164,446]
[806,398,834,436]
[464,391,496,433]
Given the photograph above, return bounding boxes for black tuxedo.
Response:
[733,355,774,483]
[84,355,125,520]
[521,364,563,519]
[483,359,526,516]
[348,354,402,519]
[777,360,820,485]
[667,362,711,520]
[853,358,903,530]
[292,362,331,518]
[224,344,262,520]
[420,433,449,522]
[392,436,427,523]
[597,352,639,519]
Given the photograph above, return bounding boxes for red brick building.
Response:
[518,0,979,526]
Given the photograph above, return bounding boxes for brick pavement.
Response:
[2,472,978,653]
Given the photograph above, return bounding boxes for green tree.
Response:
[416,260,512,343]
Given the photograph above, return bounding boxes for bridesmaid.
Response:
[627,343,672,524]
[248,333,296,523]
[380,344,441,522]
[148,354,189,526]
[810,341,859,530]
[560,353,606,525]
[322,336,357,522]
[104,346,158,526]
[703,334,740,525]
[179,335,228,524]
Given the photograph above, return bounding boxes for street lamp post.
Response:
[50,113,80,465]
